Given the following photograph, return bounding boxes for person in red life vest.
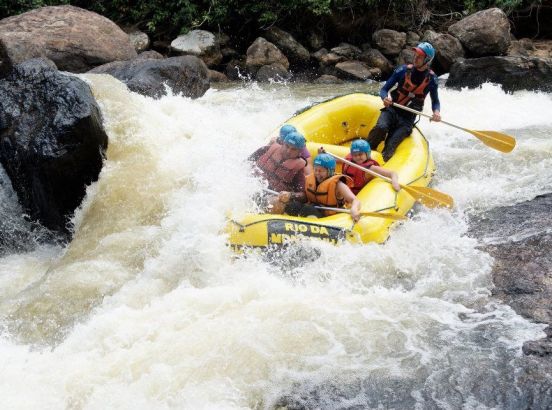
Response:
[367,42,441,161]
[249,131,307,214]
[272,124,313,175]
[290,153,361,222]
[340,139,400,194]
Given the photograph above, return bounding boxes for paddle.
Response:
[327,152,454,209]
[313,205,407,221]
[262,188,405,220]
[391,102,516,153]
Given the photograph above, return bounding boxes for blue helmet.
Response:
[413,42,435,65]
[279,124,297,140]
[284,131,306,149]
[313,153,336,175]
[351,139,371,155]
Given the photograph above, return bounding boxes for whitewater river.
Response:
[0,75,551,409]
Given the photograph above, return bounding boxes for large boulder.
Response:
[396,48,415,65]
[0,5,136,75]
[330,43,362,60]
[313,48,346,66]
[127,29,150,53]
[246,37,289,75]
[423,30,465,74]
[360,48,393,78]
[334,61,372,81]
[170,30,222,67]
[256,63,290,82]
[447,56,552,92]
[372,29,407,57]
[88,56,210,99]
[406,31,421,47]
[264,27,310,67]
[448,8,511,56]
[0,59,108,236]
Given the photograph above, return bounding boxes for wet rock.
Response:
[127,29,150,53]
[0,164,57,254]
[330,43,362,60]
[406,31,421,47]
[135,50,164,61]
[0,59,107,236]
[360,48,393,78]
[447,56,552,92]
[314,74,343,84]
[208,69,228,82]
[315,50,346,66]
[255,63,290,82]
[523,338,552,357]
[468,193,552,351]
[423,30,465,74]
[170,30,222,67]
[225,58,249,80]
[264,27,310,67]
[88,56,210,99]
[396,48,415,65]
[0,5,136,75]
[372,29,407,57]
[246,37,289,75]
[531,40,552,59]
[448,8,511,56]
[335,60,372,81]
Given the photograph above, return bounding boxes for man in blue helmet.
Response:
[249,131,307,213]
[273,124,313,175]
[367,42,441,161]
[290,153,361,222]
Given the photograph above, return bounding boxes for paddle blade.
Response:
[360,212,407,221]
[471,130,516,153]
[402,185,454,209]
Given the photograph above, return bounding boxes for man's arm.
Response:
[248,145,270,162]
[429,75,441,121]
[337,182,361,222]
[380,65,406,100]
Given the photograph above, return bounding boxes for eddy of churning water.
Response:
[0,75,551,409]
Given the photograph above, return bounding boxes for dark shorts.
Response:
[367,106,415,161]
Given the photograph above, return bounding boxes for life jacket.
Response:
[256,143,306,192]
[342,154,380,195]
[391,64,433,111]
[305,174,354,216]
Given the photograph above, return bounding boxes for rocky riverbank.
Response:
[1,5,552,93]
[468,193,552,360]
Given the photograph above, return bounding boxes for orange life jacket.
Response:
[256,143,306,192]
[305,174,354,215]
[342,154,379,195]
[391,64,433,111]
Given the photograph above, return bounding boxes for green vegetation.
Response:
[0,0,541,42]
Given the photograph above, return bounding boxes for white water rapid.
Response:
[0,75,551,409]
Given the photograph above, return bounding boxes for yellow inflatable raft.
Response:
[227,93,435,249]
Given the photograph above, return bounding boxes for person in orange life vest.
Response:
[272,124,313,175]
[249,131,307,214]
[291,153,361,222]
[367,42,441,162]
[340,139,400,194]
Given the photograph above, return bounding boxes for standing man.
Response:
[367,42,441,161]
